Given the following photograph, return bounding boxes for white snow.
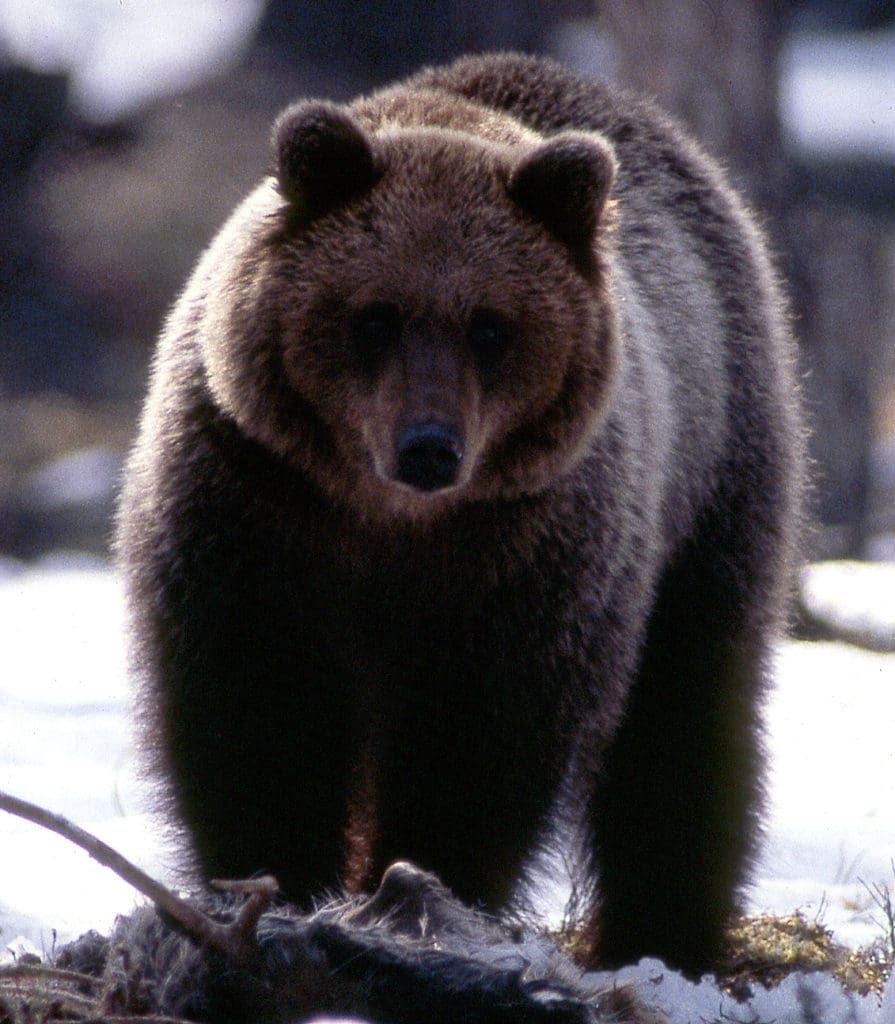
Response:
[1,560,894,967]
[760,640,895,947]
[610,955,895,1024]
[801,560,895,653]
[0,561,169,954]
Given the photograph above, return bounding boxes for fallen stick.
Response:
[0,789,277,961]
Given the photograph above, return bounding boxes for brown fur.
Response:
[117,53,805,978]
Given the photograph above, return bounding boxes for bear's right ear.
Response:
[273,101,381,226]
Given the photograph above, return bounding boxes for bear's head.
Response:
[198,94,620,523]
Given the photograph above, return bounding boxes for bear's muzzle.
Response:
[395,421,464,492]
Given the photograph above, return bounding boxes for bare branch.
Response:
[859,869,895,956]
[211,875,280,948]
[0,790,277,962]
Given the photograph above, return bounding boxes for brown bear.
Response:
[116,53,805,978]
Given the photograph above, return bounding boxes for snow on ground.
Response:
[761,640,895,947]
[1,558,894,961]
[0,559,167,955]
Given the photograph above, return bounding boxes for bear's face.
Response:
[200,99,620,524]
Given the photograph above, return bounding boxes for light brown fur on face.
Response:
[196,99,618,523]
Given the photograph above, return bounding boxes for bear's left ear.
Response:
[507,132,617,272]
[273,101,382,226]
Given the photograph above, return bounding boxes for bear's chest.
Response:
[285,511,575,702]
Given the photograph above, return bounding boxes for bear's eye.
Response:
[468,309,512,370]
[350,302,401,364]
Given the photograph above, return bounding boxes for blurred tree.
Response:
[0,66,111,398]
[596,0,892,557]
[255,0,590,92]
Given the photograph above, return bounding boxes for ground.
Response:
[0,557,893,1021]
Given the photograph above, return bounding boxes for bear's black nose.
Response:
[395,422,463,492]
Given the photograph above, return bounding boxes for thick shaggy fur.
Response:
[59,863,644,1024]
[117,53,805,977]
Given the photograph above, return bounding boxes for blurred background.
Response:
[0,0,893,567]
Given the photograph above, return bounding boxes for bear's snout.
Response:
[395,421,463,492]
